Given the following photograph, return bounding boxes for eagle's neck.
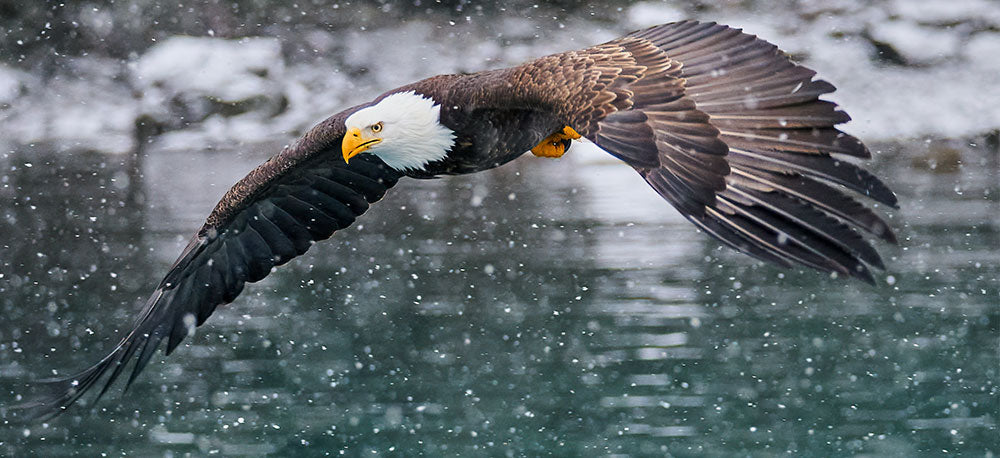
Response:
[363,91,455,172]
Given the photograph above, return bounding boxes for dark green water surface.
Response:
[1,137,997,455]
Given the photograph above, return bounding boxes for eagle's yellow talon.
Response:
[560,126,582,139]
[531,126,581,158]
[532,141,565,158]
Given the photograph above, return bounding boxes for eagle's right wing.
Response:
[13,107,403,420]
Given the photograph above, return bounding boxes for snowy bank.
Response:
[1,6,998,156]
[625,1,1000,141]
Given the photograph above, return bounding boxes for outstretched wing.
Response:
[531,21,896,282]
[14,107,404,420]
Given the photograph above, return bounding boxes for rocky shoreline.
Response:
[1,1,997,155]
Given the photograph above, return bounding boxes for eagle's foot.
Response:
[531,126,582,158]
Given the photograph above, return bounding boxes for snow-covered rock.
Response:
[131,36,288,129]
[623,1,1000,140]
[2,5,998,156]
[626,2,686,29]
[0,58,137,154]
[868,21,962,65]
[966,32,1000,72]
[889,0,1000,27]
[0,65,26,106]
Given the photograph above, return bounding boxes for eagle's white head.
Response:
[342,91,456,171]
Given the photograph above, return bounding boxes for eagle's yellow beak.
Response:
[342,127,381,163]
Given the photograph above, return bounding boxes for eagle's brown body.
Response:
[13,21,896,420]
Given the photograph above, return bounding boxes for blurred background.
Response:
[1,0,997,455]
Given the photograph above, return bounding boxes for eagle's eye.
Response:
[371,122,383,133]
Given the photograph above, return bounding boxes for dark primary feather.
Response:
[13,111,402,421]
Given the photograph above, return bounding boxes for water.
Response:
[1,135,997,455]
[2,1,999,454]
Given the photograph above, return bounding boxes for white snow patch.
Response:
[869,21,962,64]
[626,3,686,29]
[3,8,998,155]
[0,65,26,105]
[825,64,1000,140]
[127,36,311,147]
[151,63,358,150]
[966,32,1000,72]
[889,0,1000,26]
[133,36,285,104]
[340,22,505,90]
[626,2,1000,140]
[0,58,137,153]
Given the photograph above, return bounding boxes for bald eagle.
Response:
[13,20,896,419]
